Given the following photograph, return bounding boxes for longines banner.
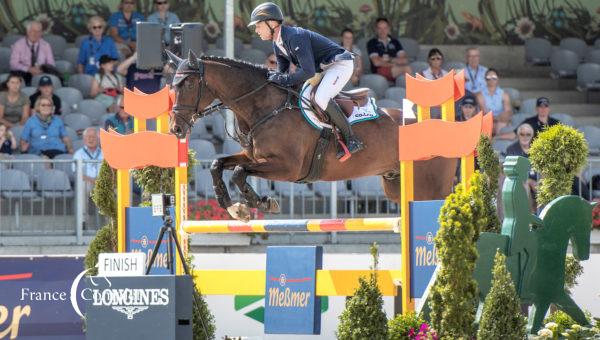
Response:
[0,256,85,340]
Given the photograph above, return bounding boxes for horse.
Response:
[167,50,457,221]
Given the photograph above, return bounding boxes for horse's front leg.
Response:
[209,158,233,210]
[232,163,281,211]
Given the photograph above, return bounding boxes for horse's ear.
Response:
[165,50,182,67]
[188,49,199,69]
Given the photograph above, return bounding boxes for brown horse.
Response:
[168,50,456,221]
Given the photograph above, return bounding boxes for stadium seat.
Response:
[0,47,11,73]
[32,73,62,88]
[503,87,521,109]
[0,73,8,83]
[519,98,537,115]
[63,47,80,68]
[579,126,600,150]
[43,34,67,59]
[409,61,428,76]
[239,48,267,65]
[63,113,93,134]
[37,169,73,198]
[551,113,576,127]
[11,154,47,184]
[54,60,74,75]
[21,86,37,97]
[559,37,588,61]
[444,61,466,72]
[75,35,88,48]
[398,38,419,61]
[525,38,552,65]
[395,74,406,88]
[64,126,79,142]
[1,33,23,48]
[189,139,217,160]
[0,169,37,199]
[376,98,402,109]
[67,74,94,98]
[576,63,600,95]
[550,49,579,78]
[359,74,389,99]
[384,87,406,101]
[511,113,529,127]
[492,139,513,155]
[55,87,84,113]
[77,99,106,124]
[584,49,600,64]
[52,154,75,181]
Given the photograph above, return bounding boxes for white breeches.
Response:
[313,59,354,110]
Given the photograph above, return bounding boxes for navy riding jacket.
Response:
[273,25,346,87]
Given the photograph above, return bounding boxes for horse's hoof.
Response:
[227,203,251,222]
[266,197,280,214]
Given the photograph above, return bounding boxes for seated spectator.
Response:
[147,0,180,46]
[422,48,448,80]
[20,97,72,158]
[108,0,145,55]
[457,94,478,121]
[476,68,512,133]
[0,123,17,155]
[264,52,277,71]
[504,123,537,210]
[91,55,124,112]
[0,73,30,128]
[367,18,410,82]
[117,52,163,94]
[73,127,103,199]
[29,75,62,115]
[340,28,363,86]
[105,97,133,134]
[9,21,56,85]
[77,16,120,76]
[519,97,560,138]
[464,47,487,94]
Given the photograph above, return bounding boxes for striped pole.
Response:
[183,218,400,234]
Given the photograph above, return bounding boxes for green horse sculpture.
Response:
[474,156,595,334]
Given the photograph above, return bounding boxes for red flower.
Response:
[359,4,372,13]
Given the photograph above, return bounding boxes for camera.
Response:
[151,193,175,217]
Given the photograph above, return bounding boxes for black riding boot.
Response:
[325,99,365,159]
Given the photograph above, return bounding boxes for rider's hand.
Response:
[267,71,288,86]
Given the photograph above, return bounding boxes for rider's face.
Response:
[255,21,274,40]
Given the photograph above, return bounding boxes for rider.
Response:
[248,2,364,160]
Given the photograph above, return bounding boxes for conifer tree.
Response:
[476,135,501,233]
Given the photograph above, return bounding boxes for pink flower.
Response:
[444,23,460,40]
[515,17,535,40]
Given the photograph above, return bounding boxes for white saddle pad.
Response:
[298,84,380,130]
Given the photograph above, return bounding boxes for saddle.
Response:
[307,73,370,117]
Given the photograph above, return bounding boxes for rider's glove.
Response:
[267,71,289,86]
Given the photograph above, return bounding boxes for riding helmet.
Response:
[247,2,284,27]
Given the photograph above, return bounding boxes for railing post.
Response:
[75,159,84,244]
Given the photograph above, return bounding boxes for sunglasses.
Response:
[429,56,442,61]
[123,1,135,4]
[155,1,167,4]
[462,104,474,108]
[267,60,277,64]
[485,76,498,81]
[519,133,532,137]
[91,25,104,30]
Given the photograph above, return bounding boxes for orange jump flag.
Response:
[123,86,172,119]
[398,112,493,161]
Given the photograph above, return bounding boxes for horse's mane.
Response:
[200,55,269,75]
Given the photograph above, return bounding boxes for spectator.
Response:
[476,68,512,133]
[464,47,487,94]
[457,94,478,121]
[264,52,277,70]
[91,55,124,112]
[0,73,30,128]
[147,0,180,46]
[519,97,560,139]
[105,97,133,134]
[0,123,17,155]
[108,0,144,54]
[73,127,103,194]
[504,123,537,210]
[422,48,448,80]
[340,28,363,86]
[117,52,163,94]
[20,97,72,158]
[366,18,410,82]
[77,16,120,76]
[29,75,62,115]
[9,21,56,85]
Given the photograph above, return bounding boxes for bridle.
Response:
[171,59,270,131]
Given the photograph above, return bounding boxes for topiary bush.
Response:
[476,135,501,233]
[337,243,388,340]
[429,173,486,340]
[477,250,527,340]
[564,254,584,295]
[528,124,588,207]
[388,311,437,339]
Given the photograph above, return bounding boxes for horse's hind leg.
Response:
[231,164,280,220]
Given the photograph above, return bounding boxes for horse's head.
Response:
[570,200,596,260]
[167,50,215,139]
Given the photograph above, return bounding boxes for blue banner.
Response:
[126,207,177,275]
[409,200,444,299]
[264,246,322,334]
[0,256,85,340]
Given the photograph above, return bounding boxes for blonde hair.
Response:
[34,96,54,112]
[517,123,534,135]
[87,16,106,30]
